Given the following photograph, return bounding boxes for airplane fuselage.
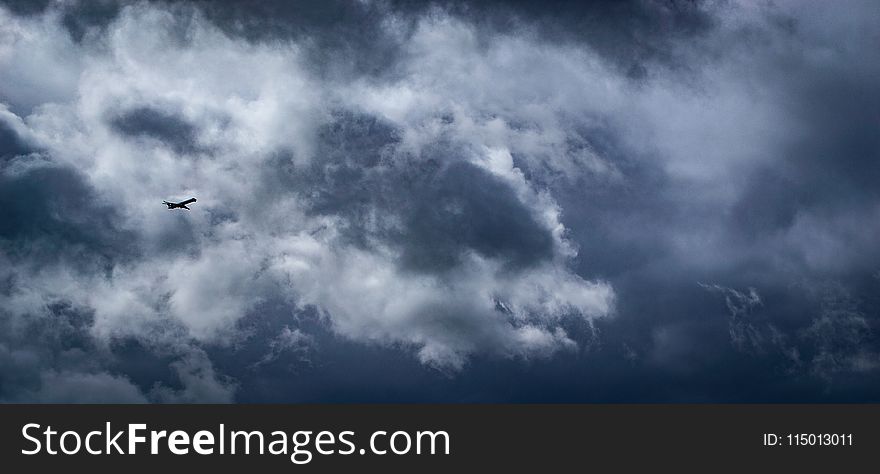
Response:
[163,198,196,210]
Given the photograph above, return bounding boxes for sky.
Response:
[0,0,878,402]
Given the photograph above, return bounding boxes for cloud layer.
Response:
[1,0,878,402]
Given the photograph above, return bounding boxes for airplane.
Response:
[163,197,197,210]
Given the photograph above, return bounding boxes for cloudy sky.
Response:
[0,0,878,402]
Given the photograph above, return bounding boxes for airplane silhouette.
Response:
[163,198,197,210]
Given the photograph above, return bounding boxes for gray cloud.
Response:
[295,111,558,273]
[109,106,203,155]
[0,164,138,267]
[0,120,31,160]
[699,284,771,355]
[701,280,880,386]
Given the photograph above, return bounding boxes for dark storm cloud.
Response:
[0,293,145,403]
[533,123,674,280]
[291,110,556,273]
[394,160,555,272]
[0,120,32,161]
[189,0,416,78]
[0,164,138,267]
[0,0,414,77]
[109,106,202,155]
[0,0,51,16]
[0,294,232,402]
[697,279,880,383]
[727,41,880,252]
[196,0,716,75]
[435,0,715,75]
[185,0,717,81]
[493,0,880,399]
[63,2,121,43]
[0,0,122,43]
[2,0,716,78]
